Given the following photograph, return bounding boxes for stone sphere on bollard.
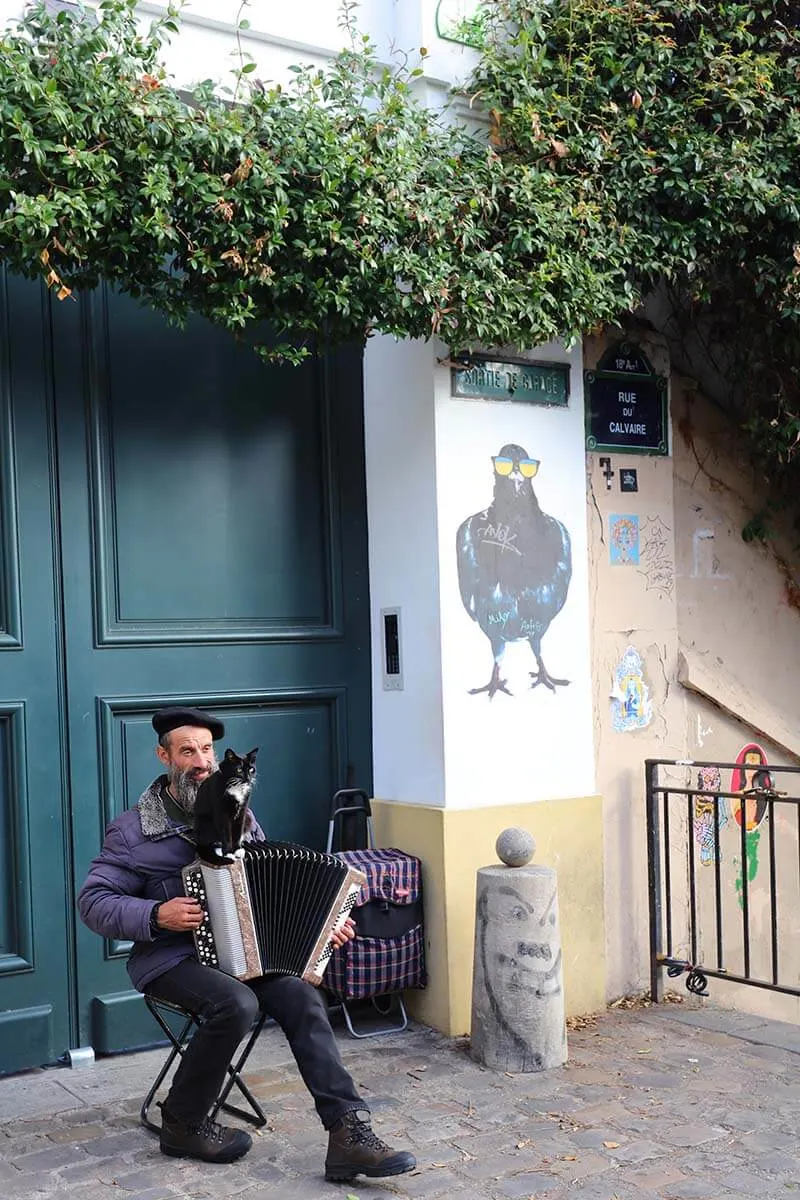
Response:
[496,827,536,867]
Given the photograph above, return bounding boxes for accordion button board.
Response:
[182,843,366,985]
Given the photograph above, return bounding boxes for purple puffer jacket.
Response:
[77,776,264,991]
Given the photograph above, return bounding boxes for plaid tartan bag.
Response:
[325,848,426,1001]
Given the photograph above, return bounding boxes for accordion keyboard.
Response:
[309,881,362,979]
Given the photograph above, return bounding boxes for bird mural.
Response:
[456,443,572,698]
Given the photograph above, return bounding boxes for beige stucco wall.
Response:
[585,332,687,999]
[672,375,800,762]
[586,331,800,1014]
[671,373,800,1023]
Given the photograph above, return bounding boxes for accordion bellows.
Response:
[182,843,366,985]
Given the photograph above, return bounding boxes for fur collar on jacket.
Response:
[137,776,192,839]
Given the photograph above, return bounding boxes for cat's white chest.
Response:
[226,781,250,809]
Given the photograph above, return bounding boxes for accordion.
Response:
[182,843,366,986]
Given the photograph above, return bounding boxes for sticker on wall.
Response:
[456,443,572,697]
[731,743,772,831]
[610,646,652,731]
[730,742,773,909]
[693,766,727,866]
[609,514,640,566]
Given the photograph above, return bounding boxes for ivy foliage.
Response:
[3,1,800,503]
[0,0,632,361]
[470,0,800,504]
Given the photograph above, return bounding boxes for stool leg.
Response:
[210,1014,268,1128]
[140,1013,195,1134]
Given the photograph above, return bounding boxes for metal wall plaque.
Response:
[451,357,569,407]
[585,342,668,455]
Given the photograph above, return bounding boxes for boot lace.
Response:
[191,1115,226,1144]
[349,1114,390,1153]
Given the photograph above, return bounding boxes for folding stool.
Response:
[140,995,268,1133]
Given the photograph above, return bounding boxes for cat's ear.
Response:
[246,747,259,760]
[224,748,237,762]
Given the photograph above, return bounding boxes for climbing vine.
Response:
[3,1,800,514]
[470,0,800,521]
[0,0,630,363]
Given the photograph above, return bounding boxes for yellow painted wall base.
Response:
[371,796,606,1038]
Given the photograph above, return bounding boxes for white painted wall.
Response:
[363,336,445,806]
[435,341,596,807]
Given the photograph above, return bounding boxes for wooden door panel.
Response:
[52,287,371,1053]
[0,273,72,1074]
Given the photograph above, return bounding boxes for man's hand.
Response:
[156,897,204,932]
[330,916,356,950]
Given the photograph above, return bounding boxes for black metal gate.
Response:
[646,757,800,1002]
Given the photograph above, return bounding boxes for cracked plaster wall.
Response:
[671,375,800,1024]
[586,332,800,1011]
[585,331,685,1000]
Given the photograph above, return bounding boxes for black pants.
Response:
[144,960,363,1129]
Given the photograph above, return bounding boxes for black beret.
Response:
[152,706,225,741]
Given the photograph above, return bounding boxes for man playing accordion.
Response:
[78,706,415,1181]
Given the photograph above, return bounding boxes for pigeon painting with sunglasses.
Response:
[456,443,572,697]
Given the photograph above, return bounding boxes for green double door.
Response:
[0,272,371,1072]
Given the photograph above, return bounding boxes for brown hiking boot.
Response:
[325,1108,416,1182]
[159,1104,253,1163]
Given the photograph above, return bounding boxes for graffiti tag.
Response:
[477,521,522,557]
[638,515,674,597]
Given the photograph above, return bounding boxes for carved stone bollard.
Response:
[470,827,567,1072]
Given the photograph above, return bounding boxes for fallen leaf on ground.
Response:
[603,1140,621,1149]
[567,1012,598,1030]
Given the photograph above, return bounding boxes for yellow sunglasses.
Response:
[493,456,540,478]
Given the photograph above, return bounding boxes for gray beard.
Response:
[166,761,218,813]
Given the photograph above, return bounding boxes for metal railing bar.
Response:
[687,789,698,964]
[658,961,800,999]
[713,795,723,971]
[651,785,800,803]
[739,799,751,978]
[664,787,673,955]
[767,797,778,985]
[647,759,800,774]
[645,759,664,1003]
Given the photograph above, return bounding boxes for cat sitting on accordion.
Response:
[186,748,367,987]
[77,706,415,1181]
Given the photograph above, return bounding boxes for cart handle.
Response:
[326,789,375,853]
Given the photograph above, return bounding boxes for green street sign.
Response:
[450,358,570,406]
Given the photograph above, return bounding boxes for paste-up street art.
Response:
[693,766,727,866]
[729,743,773,908]
[731,743,773,831]
[638,515,674,597]
[610,646,652,731]
[609,514,640,565]
[476,883,563,1072]
[456,444,572,698]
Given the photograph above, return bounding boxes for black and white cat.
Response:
[193,747,259,866]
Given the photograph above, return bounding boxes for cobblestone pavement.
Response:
[1,1002,799,1199]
